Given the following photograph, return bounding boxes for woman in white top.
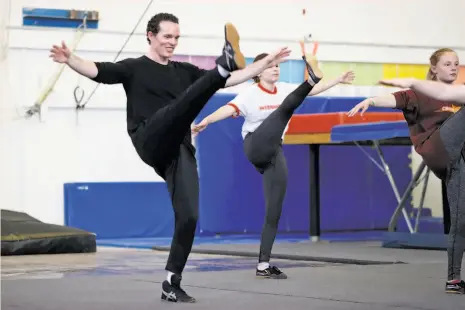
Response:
[192,52,354,279]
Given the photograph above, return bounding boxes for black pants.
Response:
[439,107,465,281]
[243,81,313,262]
[134,69,227,275]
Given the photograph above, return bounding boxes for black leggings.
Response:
[135,69,227,178]
[439,107,465,281]
[134,69,227,275]
[243,81,313,262]
[164,143,200,275]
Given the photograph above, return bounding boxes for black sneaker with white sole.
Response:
[445,280,465,294]
[215,23,246,72]
[256,266,288,279]
[161,274,195,303]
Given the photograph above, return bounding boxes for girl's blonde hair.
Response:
[426,48,456,80]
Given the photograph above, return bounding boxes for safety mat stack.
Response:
[1,209,96,256]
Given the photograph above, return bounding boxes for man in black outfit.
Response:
[49,13,290,302]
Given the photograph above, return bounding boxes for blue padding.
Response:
[22,8,99,29]
[195,95,412,234]
[96,231,386,249]
[318,145,411,231]
[63,95,411,239]
[331,121,409,142]
[23,8,78,18]
[64,182,174,239]
[23,18,99,29]
[213,93,396,114]
[194,99,310,233]
[382,232,448,250]
[245,58,306,84]
[97,234,309,249]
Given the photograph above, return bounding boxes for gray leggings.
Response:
[243,81,313,263]
[439,107,465,281]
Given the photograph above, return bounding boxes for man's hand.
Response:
[264,47,292,68]
[50,41,72,64]
[224,47,291,87]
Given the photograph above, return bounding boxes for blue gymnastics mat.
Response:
[97,231,387,249]
[382,232,448,251]
[331,121,409,142]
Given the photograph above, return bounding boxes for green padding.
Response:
[320,62,383,85]
[1,209,96,255]
[2,210,94,241]
[2,232,93,241]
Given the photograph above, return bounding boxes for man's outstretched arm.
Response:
[66,53,99,79]
[50,41,130,84]
[224,47,291,87]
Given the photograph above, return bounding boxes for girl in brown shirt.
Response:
[348,48,465,294]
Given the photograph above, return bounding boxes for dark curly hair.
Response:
[146,13,179,44]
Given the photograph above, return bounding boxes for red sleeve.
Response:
[392,89,417,111]
[227,102,241,118]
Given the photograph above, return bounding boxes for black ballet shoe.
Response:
[302,54,323,85]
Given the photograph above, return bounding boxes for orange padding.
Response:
[286,112,405,134]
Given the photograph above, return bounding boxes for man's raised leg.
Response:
[137,23,245,164]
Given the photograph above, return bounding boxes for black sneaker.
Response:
[161,274,195,303]
[302,54,323,85]
[215,23,246,72]
[445,280,465,294]
[256,265,288,279]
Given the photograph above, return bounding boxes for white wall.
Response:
[2,0,464,224]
